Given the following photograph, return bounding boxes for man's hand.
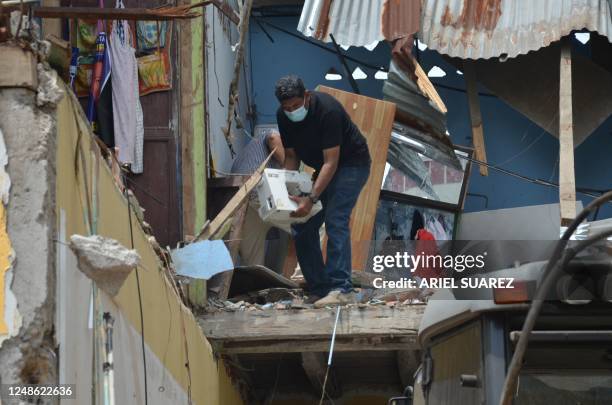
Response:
[289,195,313,218]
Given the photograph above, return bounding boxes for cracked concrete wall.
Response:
[0,43,60,389]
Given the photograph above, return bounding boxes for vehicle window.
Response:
[516,373,612,404]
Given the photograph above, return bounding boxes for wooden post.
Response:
[464,61,489,176]
[221,0,253,153]
[559,41,576,226]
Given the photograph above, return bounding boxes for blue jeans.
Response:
[292,165,370,296]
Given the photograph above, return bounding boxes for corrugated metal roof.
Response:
[297,0,420,49]
[420,0,612,59]
[383,59,461,169]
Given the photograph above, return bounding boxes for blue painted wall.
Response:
[249,16,391,122]
[249,16,612,219]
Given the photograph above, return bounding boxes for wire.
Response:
[457,154,611,201]
[125,184,149,405]
[499,190,612,405]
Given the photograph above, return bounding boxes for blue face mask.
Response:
[284,100,308,122]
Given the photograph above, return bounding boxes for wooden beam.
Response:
[222,0,253,149]
[210,335,418,354]
[195,152,272,241]
[301,352,342,399]
[198,305,424,354]
[32,5,205,20]
[464,61,489,176]
[559,41,576,226]
[413,60,447,114]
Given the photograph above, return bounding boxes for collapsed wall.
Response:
[0,37,245,404]
[0,41,60,388]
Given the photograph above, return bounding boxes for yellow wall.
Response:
[55,86,242,405]
[0,204,10,335]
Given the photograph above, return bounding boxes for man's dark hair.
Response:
[275,75,306,102]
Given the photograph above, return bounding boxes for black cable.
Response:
[123,175,167,207]
[499,190,612,405]
[457,154,610,201]
[125,184,149,405]
[254,17,497,98]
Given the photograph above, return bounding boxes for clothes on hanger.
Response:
[109,0,144,170]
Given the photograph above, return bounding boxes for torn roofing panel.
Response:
[383,57,461,169]
[383,59,442,131]
[297,0,421,49]
[420,0,612,59]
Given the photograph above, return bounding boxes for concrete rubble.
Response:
[69,234,141,297]
[205,286,433,313]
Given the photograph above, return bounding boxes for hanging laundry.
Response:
[109,0,144,168]
[131,99,144,174]
[136,21,173,96]
[137,49,172,96]
[136,20,167,52]
[95,77,115,148]
[86,27,111,124]
[426,214,448,241]
[75,19,98,59]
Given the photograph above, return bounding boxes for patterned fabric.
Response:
[132,98,144,174]
[136,20,167,52]
[230,131,281,175]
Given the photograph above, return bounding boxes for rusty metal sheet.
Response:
[298,0,420,49]
[420,0,612,59]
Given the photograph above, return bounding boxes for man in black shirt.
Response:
[275,75,371,307]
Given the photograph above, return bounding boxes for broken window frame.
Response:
[379,144,473,240]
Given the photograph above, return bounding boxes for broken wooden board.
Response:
[198,305,424,354]
[464,61,488,176]
[227,264,298,298]
[316,86,396,271]
[195,151,273,241]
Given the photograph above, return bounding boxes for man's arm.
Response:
[290,146,339,217]
[311,146,339,198]
[266,132,285,166]
[284,147,300,170]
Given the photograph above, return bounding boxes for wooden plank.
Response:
[413,60,447,114]
[199,305,424,343]
[180,0,195,238]
[0,45,38,91]
[559,41,576,226]
[316,86,396,271]
[301,352,342,399]
[32,5,203,20]
[195,152,273,241]
[210,335,418,354]
[464,61,489,176]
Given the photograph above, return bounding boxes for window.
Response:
[382,148,468,206]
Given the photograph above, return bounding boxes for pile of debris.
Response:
[206,286,433,313]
